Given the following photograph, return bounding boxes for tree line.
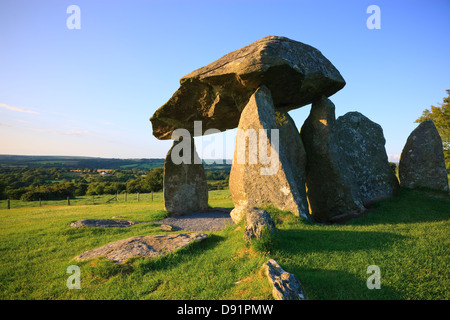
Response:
[0,167,164,201]
[0,155,165,169]
[0,166,230,201]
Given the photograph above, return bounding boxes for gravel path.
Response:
[155,210,235,231]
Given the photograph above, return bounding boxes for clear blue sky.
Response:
[1,0,449,161]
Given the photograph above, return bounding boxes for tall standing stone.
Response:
[399,120,449,191]
[276,110,309,212]
[229,86,310,219]
[300,96,365,222]
[335,112,399,205]
[163,137,209,215]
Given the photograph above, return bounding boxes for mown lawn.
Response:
[0,188,448,300]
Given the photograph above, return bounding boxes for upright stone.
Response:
[300,96,365,222]
[163,137,209,215]
[276,110,309,212]
[229,86,310,219]
[335,112,399,205]
[399,120,449,191]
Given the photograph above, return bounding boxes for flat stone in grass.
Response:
[74,233,208,264]
[69,219,147,228]
[155,210,234,232]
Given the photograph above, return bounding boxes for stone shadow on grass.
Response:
[273,229,405,255]
[344,188,450,226]
[277,267,402,300]
[271,229,405,299]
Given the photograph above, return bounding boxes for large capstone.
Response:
[163,137,209,215]
[229,86,310,219]
[335,112,400,205]
[399,120,449,192]
[150,35,345,140]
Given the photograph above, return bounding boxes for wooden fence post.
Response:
[67,196,70,206]
[39,198,41,207]
[137,192,140,202]
[151,191,153,201]
[124,192,127,202]
[7,199,10,209]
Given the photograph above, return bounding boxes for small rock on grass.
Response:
[243,207,276,244]
[261,259,306,300]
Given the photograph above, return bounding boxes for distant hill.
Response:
[0,155,231,170]
[0,155,165,170]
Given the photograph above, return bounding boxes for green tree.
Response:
[144,167,164,192]
[74,182,88,196]
[415,89,450,172]
[126,178,144,193]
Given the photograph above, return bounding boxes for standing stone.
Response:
[163,137,209,216]
[276,110,309,213]
[300,96,365,222]
[335,112,399,205]
[399,120,449,191]
[230,206,248,224]
[229,86,310,219]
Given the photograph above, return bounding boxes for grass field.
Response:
[0,188,448,300]
[0,192,167,209]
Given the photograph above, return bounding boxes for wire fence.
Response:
[0,191,163,210]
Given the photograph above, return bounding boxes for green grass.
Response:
[0,188,448,300]
[0,192,166,209]
[0,190,233,210]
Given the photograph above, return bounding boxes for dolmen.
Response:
[150,35,403,223]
